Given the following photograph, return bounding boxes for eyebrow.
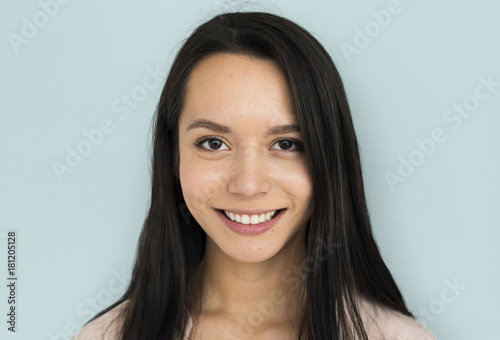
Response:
[186,118,300,137]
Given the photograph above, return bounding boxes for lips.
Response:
[216,208,286,235]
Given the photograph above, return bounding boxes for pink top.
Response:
[72,302,192,340]
[73,299,438,339]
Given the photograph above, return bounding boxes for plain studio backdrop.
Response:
[0,0,498,339]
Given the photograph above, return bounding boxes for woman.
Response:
[74,12,437,340]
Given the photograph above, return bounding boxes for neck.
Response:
[195,229,307,325]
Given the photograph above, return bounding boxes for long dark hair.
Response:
[91,11,412,339]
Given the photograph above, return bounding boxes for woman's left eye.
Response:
[270,139,303,151]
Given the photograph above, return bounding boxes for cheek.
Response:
[272,161,313,203]
[179,155,233,212]
[292,166,313,203]
[179,157,204,211]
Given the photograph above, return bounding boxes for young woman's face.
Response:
[178,53,313,263]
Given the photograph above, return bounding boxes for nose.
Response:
[227,145,272,197]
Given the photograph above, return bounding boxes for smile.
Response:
[222,209,282,225]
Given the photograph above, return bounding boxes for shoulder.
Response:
[359,298,438,340]
[73,301,128,340]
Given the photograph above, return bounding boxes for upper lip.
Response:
[218,208,284,215]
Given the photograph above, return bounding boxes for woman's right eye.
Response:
[195,138,230,151]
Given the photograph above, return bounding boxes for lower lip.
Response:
[216,209,286,235]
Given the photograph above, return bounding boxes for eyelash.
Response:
[194,137,304,152]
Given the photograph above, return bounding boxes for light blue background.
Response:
[1,0,498,339]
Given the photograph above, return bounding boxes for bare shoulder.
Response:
[73,301,128,340]
[359,298,438,340]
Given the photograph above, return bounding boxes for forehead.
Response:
[180,53,295,127]
[188,53,283,83]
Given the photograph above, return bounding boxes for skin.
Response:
[72,53,438,340]
[177,53,314,339]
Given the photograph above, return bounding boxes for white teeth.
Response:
[223,210,279,225]
[241,215,250,224]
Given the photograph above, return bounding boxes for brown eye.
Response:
[270,139,303,151]
[278,140,293,150]
[208,139,222,149]
[196,138,230,151]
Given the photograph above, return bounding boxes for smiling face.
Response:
[178,53,313,264]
